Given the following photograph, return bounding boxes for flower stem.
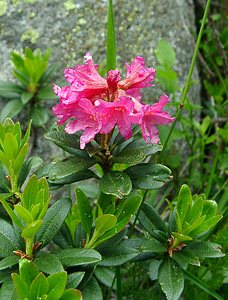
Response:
[116,266,122,300]
[25,238,33,259]
[160,0,211,160]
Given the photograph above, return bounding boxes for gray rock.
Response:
[0,0,200,159]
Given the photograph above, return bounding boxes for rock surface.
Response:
[0,0,200,159]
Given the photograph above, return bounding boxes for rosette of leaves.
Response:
[0,47,58,127]
[135,184,224,300]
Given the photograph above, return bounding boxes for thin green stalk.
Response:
[160,0,211,159]
[106,273,117,300]
[116,266,122,300]
[106,0,116,72]
[26,238,33,259]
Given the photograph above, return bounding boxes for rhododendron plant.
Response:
[53,54,174,149]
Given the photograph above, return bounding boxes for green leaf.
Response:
[155,39,175,68]
[56,249,101,268]
[94,214,117,238]
[31,106,49,127]
[60,289,82,300]
[202,200,218,220]
[13,143,29,175]
[0,255,20,270]
[21,91,33,104]
[190,215,222,236]
[0,219,19,257]
[30,272,49,299]
[37,198,71,247]
[106,0,116,72]
[122,237,166,253]
[149,259,162,281]
[187,241,225,258]
[37,85,56,101]
[113,139,162,164]
[12,273,29,300]
[18,156,43,187]
[125,163,172,190]
[47,271,67,300]
[2,132,18,160]
[158,258,184,300]
[0,280,17,300]
[76,188,93,236]
[22,219,43,239]
[48,156,95,182]
[19,258,39,286]
[34,253,64,275]
[45,129,82,156]
[67,272,85,289]
[14,205,33,225]
[187,196,203,222]
[156,66,178,94]
[22,174,38,209]
[173,249,200,268]
[0,81,22,98]
[95,267,116,289]
[0,100,23,122]
[140,202,167,232]
[115,193,142,221]
[0,194,22,228]
[81,277,103,300]
[99,245,139,266]
[99,171,132,198]
[176,184,192,221]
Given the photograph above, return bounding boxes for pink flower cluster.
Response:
[53,54,174,149]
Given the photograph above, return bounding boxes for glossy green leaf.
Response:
[22,220,43,238]
[47,271,67,300]
[19,258,39,286]
[0,219,19,257]
[30,272,49,299]
[95,267,116,289]
[202,200,218,220]
[187,241,225,258]
[48,156,95,182]
[125,163,172,190]
[158,258,184,300]
[190,215,222,236]
[99,245,139,266]
[60,289,82,300]
[2,132,18,160]
[37,198,71,247]
[140,202,167,232]
[67,272,85,289]
[14,205,33,225]
[31,106,49,127]
[81,277,103,300]
[95,214,117,238]
[37,85,56,101]
[173,250,200,268]
[76,188,93,235]
[21,91,33,104]
[22,174,38,209]
[56,248,101,268]
[34,253,63,275]
[0,81,22,98]
[99,171,132,198]
[188,197,203,222]
[0,100,23,122]
[156,39,175,68]
[149,259,162,281]
[0,280,17,300]
[177,184,192,221]
[115,193,142,221]
[113,139,162,164]
[18,156,43,187]
[0,255,20,270]
[12,273,29,300]
[44,129,82,155]
[13,143,29,175]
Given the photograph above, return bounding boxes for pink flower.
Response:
[118,56,156,90]
[141,95,175,143]
[95,96,142,139]
[65,98,102,149]
[52,53,174,149]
